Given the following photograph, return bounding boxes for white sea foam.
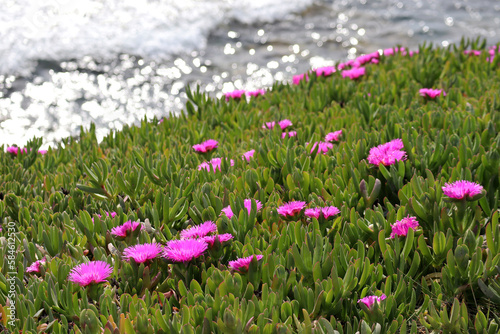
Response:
[0,0,316,76]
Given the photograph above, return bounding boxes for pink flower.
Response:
[26,258,46,273]
[305,208,321,219]
[464,50,482,56]
[123,243,163,264]
[390,216,419,238]
[315,66,336,77]
[325,130,342,142]
[367,139,407,166]
[246,89,266,97]
[358,294,387,309]
[225,90,246,101]
[277,201,306,217]
[228,254,264,272]
[201,233,234,246]
[193,139,218,153]
[163,239,208,262]
[92,211,117,223]
[293,73,309,85]
[68,261,113,287]
[442,181,484,200]
[384,47,406,56]
[356,52,380,65]
[110,220,142,238]
[242,149,255,162]
[419,88,446,99]
[341,67,365,80]
[6,147,27,155]
[279,119,293,130]
[198,158,235,172]
[180,221,217,239]
[322,206,340,219]
[310,142,333,154]
[262,121,276,129]
[281,131,297,139]
[38,150,48,155]
[221,199,263,219]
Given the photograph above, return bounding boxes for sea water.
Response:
[1,0,499,148]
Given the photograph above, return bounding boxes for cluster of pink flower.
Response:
[193,139,218,153]
[198,157,235,172]
[304,206,341,219]
[221,199,263,219]
[367,139,407,166]
[262,119,293,130]
[225,89,266,101]
[464,46,500,62]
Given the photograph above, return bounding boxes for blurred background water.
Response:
[1,0,499,149]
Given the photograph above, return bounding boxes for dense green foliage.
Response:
[1,39,499,333]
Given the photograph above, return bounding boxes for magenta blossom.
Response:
[322,206,340,219]
[325,130,342,142]
[315,66,336,77]
[384,47,406,56]
[26,258,46,273]
[281,131,297,139]
[442,181,484,200]
[305,208,321,219]
[262,119,293,130]
[68,261,113,287]
[6,147,27,155]
[221,199,263,219]
[390,216,419,238]
[277,201,306,217]
[242,149,255,162]
[202,233,234,246]
[193,139,219,153]
[419,88,446,99]
[367,139,407,166]
[246,89,266,97]
[356,51,380,65]
[342,67,365,80]
[123,243,163,264]
[464,50,482,56]
[358,294,387,309]
[310,142,333,154]
[163,239,208,263]
[228,254,264,272]
[110,220,142,238]
[92,211,117,223]
[198,157,235,172]
[225,90,246,101]
[292,73,309,85]
[180,221,217,239]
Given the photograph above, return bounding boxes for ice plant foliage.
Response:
[180,221,217,239]
[367,139,407,166]
[277,201,306,217]
[442,181,484,200]
[390,216,419,238]
[358,294,387,309]
[228,255,264,272]
[68,261,113,287]
[163,239,208,262]
[325,130,342,142]
[342,67,365,80]
[221,199,263,219]
[192,139,218,153]
[110,220,142,238]
[123,243,163,263]
[419,88,446,99]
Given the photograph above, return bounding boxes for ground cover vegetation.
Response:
[0,38,499,333]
